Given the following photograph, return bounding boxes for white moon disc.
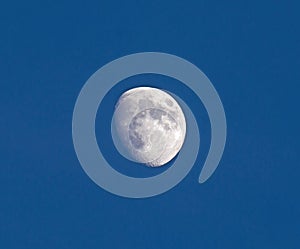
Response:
[111,87,186,167]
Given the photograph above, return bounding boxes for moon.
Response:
[111,87,186,167]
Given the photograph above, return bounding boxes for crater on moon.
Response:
[111,87,186,167]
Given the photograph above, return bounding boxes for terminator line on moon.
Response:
[111,87,187,167]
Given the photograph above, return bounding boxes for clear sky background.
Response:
[1,1,299,248]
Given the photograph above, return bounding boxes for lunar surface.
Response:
[111,87,186,167]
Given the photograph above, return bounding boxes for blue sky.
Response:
[1,1,299,248]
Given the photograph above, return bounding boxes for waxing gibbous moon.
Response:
[111,87,186,167]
